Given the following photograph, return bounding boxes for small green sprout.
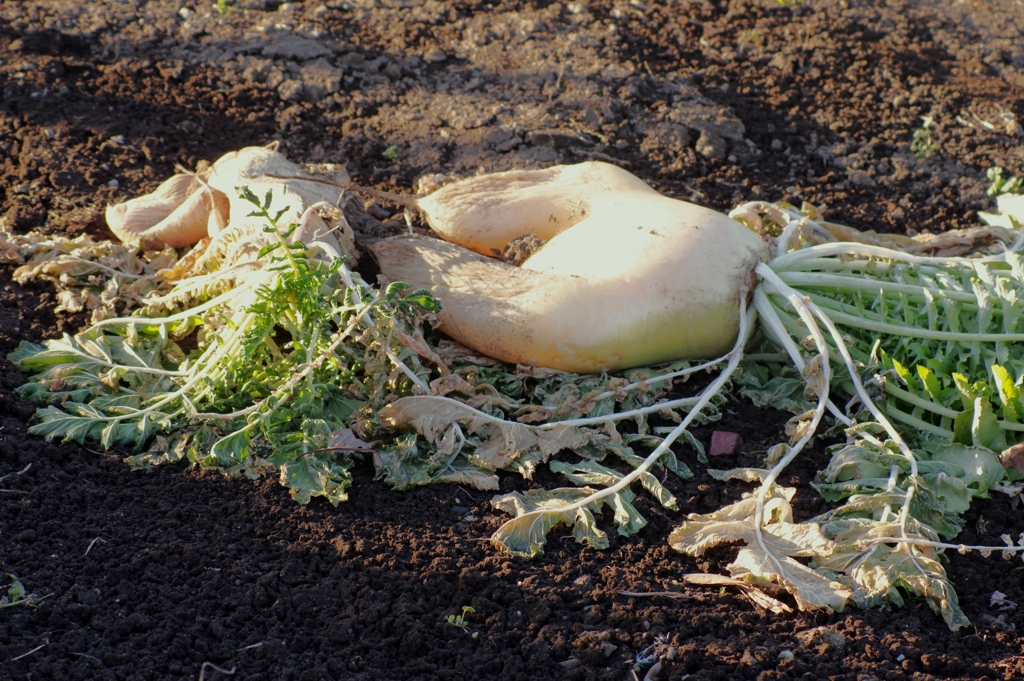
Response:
[738,29,763,46]
[911,116,937,159]
[445,605,475,631]
[0,579,38,609]
[214,0,231,15]
[382,145,399,162]
[987,166,1024,196]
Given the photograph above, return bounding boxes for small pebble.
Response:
[424,48,447,63]
[778,650,795,661]
[107,179,120,187]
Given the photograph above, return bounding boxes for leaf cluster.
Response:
[12,187,438,505]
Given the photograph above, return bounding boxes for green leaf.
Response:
[383,281,411,299]
[929,444,1005,499]
[661,450,693,479]
[203,428,251,468]
[257,242,280,259]
[739,374,813,414]
[970,396,1005,451]
[639,471,678,511]
[490,488,597,558]
[991,364,1022,422]
[572,507,610,550]
[890,357,914,388]
[952,373,975,410]
[185,425,218,464]
[550,459,621,487]
[491,507,575,559]
[708,468,770,484]
[952,410,973,446]
[610,490,646,536]
[28,406,106,444]
[916,365,944,404]
[125,435,188,469]
[237,185,261,207]
[279,453,353,505]
[432,459,499,491]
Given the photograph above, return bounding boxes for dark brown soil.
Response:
[2,1,1024,680]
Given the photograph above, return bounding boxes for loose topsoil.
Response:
[2,1,1024,680]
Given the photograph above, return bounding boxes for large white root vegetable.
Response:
[371,162,768,373]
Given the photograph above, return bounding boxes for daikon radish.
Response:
[371,162,768,373]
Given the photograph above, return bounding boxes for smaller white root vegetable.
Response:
[201,145,358,266]
[105,173,229,249]
[103,145,358,268]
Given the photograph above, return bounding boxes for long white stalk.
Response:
[492,293,756,540]
[751,265,833,553]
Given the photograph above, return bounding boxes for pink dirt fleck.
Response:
[709,431,744,457]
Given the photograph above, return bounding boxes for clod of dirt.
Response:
[1000,443,1024,475]
[501,233,545,266]
[795,626,847,654]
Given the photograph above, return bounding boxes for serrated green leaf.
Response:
[490,487,597,559]
[891,357,914,388]
[257,243,280,259]
[279,453,352,505]
[990,364,1022,421]
[916,364,944,404]
[28,406,106,444]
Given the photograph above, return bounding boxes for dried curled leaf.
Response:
[490,487,610,558]
[379,396,586,470]
[669,489,851,614]
[814,517,969,630]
